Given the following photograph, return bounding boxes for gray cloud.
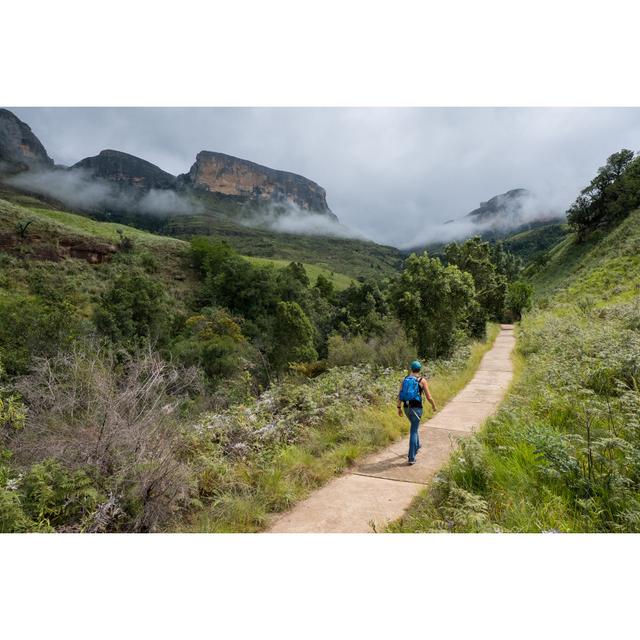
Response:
[239,201,362,239]
[8,107,640,246]
[7,167,201,217]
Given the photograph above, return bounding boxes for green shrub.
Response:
[94,271,170,349]
[20,459,101,530]
[0,294,84,375]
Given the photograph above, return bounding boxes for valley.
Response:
[1,107,639,534]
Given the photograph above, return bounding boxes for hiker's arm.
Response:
[396,389,403,417]
[421,378,437,411]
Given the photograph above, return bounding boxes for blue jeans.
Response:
[404,406,422,462]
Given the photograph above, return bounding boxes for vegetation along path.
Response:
[268,325,516,533]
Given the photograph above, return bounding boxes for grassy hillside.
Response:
[390,210,640,533]
[0,196,196,316]
[245,255,355,291]
[0,184,402,281]
[165,213,402,280]
[0,191,358,305]
[530,210,640,304]
[503,222,568,265]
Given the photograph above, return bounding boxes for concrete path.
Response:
[268,325,516,533]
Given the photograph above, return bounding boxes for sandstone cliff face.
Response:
[0,109,54,172]
[72,149,177,190]
[186,151,336,217]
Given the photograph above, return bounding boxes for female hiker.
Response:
[397,360,437,465]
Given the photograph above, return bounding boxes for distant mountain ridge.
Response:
[465,188,533,223]
[72,149,177,190]
[0,109,338,222]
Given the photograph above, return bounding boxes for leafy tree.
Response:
[490,241,522,281]
[335,279,389,337]
[172,308,254,385]
[190,237,235,275]
[392,253,475,358]
[271,301,318,371]
[314,274,335,300]
[567,149,638,240]
[505,281,533,320]
[94,271,169,348]
[445,236,507,329]
[276,262,312,306]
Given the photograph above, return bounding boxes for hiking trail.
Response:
[268,324,516,533]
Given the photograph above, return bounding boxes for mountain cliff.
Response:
[183,151,336,218]
[0,108,54,172]
[72,149,177,190]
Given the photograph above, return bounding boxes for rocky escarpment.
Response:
[184,151,337,219]
[72,149,177,190]
[1,109,340,226]
[0,108,54,173]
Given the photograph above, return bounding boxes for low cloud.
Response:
[404,190,566,248]
[238,201,363,239]
[6,167,202,217]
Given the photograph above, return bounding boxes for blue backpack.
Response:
[399,375,422,404]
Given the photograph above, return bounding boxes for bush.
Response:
[0,294,85,375]
[505,281,533,321]
[94,271,170,349]
[172,307,259,393]
[327,320,414,368]
[13,348,201,531]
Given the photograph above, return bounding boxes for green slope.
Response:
[390,210,640,533]
[503,222,568,265]
[530,209,640,304]
[0,184,403,281]
[0,195,358,304]
[244,256,355,291]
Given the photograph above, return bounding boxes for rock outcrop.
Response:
[185,151,336,218]
[72,149,177,190]
[0,231,117,263]
[0,109,54,173]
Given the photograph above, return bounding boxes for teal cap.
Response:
[410,360,422,371]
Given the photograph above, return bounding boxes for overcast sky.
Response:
[11,107,640,246]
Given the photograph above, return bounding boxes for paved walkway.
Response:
[268,325,516,533]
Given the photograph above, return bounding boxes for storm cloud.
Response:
[9,107,640,247]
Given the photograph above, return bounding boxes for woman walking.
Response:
[397,360,437,465]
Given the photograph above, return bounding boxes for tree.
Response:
[271,301,318,371]
[172,308,254,385]
[391,253,475,358]
[490,241,522,282]
[505,281,533,321]
[445,236,507,330]
[335,279,389,337]
[94,272,169,348]
[567,149,637,240]
[314,274,335,300]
